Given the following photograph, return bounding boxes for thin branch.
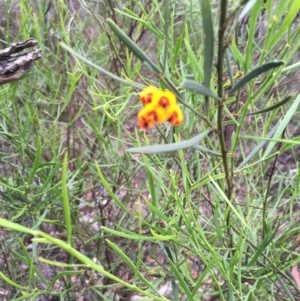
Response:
[216,0,233,199]
[0,38,42,85]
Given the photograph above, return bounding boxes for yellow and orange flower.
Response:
[137,86,184,130]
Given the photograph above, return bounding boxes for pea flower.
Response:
[137,86,184,130]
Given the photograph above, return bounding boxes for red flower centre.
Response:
[168,112,180,125]
[158,96,170,107]
[140,93,153,104]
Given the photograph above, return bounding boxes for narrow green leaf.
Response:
[244,0,264,71]
[114,8,163,39]
[238,0,257,21]
[144,156,158,210]
[0,218,169,301]
[168,258,192,297]
[102,226,176,241]
[230,40,244,66]
[62,152,72,246]
[190,260,215,299]
[192,145,221,156]
[263,93,300,159]
[243,136,300,147]
[0,271,26,289]
[210,177,252,231]
[0,218,35,234]
[95,162,131,213]
[248,232,276,266]
[127,130,211,154]
[229,61,284,95]
[159,243,192,297]
[184,37,204,80]
[225,49,234,87]
[280,137,300,154]
[107,18,161,74]
[247,95,293,116]
[182,80,221,101]
[238,125,279,169]
[200,0,214,87]
[12,205,28,221]
[275,274,296,301]
[60,42,142,89]
[105,239,163,295]
[150,229,176,241]
[28,136,41,184]
[267,0,300,49]
[162,0,171,72]
[106,241,142,272]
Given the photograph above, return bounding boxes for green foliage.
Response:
[0,0,299,300]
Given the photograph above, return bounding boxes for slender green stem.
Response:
[262,130,285,239]
[217,0,232,199]
[217,0,234,248]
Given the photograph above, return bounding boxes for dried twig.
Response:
[0,38,42,85]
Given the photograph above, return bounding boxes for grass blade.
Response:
[266,0,300,49]
[105,239,161,294]
[192,145,221,156]
[60,42,142,89]
[200,0,214,88]
[0,218,169,301]
[238,125,279,169]
[263,93,300,159]
[229,61,284,95]
[95,162,131,213]
[210,177,251,231]
[102,226,176,241]
[159,243,192,297]
[247,95,293,116]
[238,0,257,21]
[62,152,72,246]
[107,18,161,75]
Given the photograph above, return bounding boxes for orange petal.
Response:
[138,105,158,128]
[155,106,173,123]
[139,86,159,105]
[137,117,150,130]
[168,105,184,125]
